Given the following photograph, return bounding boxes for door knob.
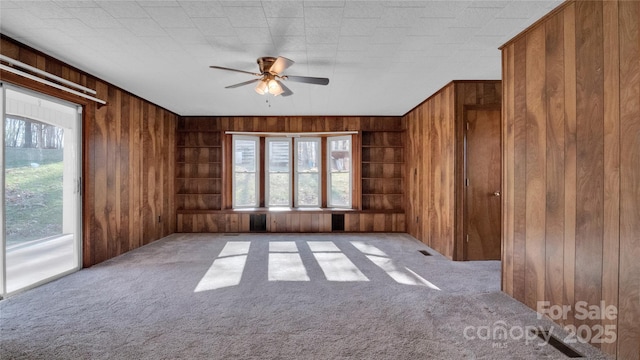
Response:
[493,191,501,197]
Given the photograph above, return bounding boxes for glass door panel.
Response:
[1,86,81,296]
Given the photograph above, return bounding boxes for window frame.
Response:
[326,135,352,208]
[228,132,354,210]
[232,135,260,208]
[265,137,292,208]
[294,137,321,208]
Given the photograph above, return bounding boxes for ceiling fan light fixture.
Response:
[268,79,284,96]
[211,56,329,98]
[254,79,268,95]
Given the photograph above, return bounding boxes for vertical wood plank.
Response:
[105,86,119,258]
[512,38,528,302]
[502,44,515,294]
[120,94,130,253]
[544,12,565,317]
[93,81,110,264]
[574,0,604,340]
[601,0,620,355]
[524,24,547,309]
[562,2,577,328]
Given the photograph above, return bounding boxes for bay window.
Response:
[231,133,352,209]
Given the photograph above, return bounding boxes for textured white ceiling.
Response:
[0,0,562,116]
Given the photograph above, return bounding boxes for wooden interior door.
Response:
[464,108,501,260]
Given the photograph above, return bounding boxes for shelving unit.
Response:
[360,131,405,211]
[176,127,223,211]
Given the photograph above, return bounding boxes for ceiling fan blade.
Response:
[269,56,294,75]
[209,65,261,77]
[284,75,329,86]
[225,79,260,89]
[278,81,294,97]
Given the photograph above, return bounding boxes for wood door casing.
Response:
[465,108,501,260]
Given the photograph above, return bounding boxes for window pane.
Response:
[330,172,350,206]
[297,141,319,172]
[268,141,289,173]
[233,136,258,208]
[328,137,351,207]
[297,173,319,206]
[235,173,256,207]
[235,140,256,172]
[267,139,290,207]
[268,173,290,206]
[329,140,350,172]
[295,139,320,207]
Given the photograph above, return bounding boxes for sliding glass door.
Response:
[0,84,82,297]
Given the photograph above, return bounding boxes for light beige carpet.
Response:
[0,233,609,359]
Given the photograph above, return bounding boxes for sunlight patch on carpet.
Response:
[269,241,299,253]
[194,242,251,292]
[351,241,440,290]
[312,252,369,282]
[307,241,341,252]
[268,253,310,281]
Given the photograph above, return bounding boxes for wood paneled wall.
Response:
[177,212,405,233]
[0,36,176,267]
[501,1,640,357]
[404,81,501,260]
[176,116,405,233]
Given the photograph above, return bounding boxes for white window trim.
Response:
[327,135,352,208]
[265,137,292,208]
[294,137,321,208]
[232,135,260,208]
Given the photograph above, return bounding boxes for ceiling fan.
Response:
[209,56,329,97]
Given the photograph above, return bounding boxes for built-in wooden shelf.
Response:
[360,130,405,212]
[176,128,223,211]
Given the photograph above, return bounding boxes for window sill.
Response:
[231,207,355,212]
[177,208,404,215]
